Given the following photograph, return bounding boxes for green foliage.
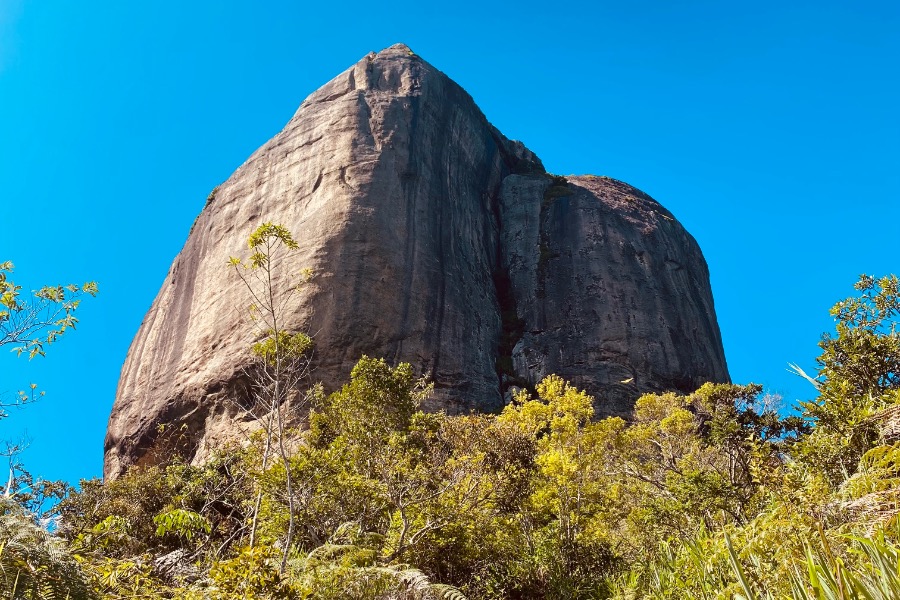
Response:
[55,367,841,598]
[6,465,72,524]
[188,185,220,235]
[707,529,900,600]
[495,376,617,597]
[230,221,301,271]
[81,555,165,599]
[251,329,313,365]
[204,185,219,209]
[204,544,297,599]
[307,357,496,575]
[53,273,900,598]
[0,261,97,497]
[312,356,429,449]
[799,275,900,482]
[283,525,470,599]
[610,275,900,599]
[153,508,211,541]
[0,261,97,359]
[230,222,315,570]
[0,498,93,599]
[0,263,97,598]
[544,175,571,202]
[791,531,900,600]
[823,274,900,397]
[60,450,252,561]
[60,466,175,557]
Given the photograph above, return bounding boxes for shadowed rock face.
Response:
[104,44,729,479]
[499,175,728,418]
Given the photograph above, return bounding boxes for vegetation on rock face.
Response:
[4,234,900,598]
[543,175,571,203]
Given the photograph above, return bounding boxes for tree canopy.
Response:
[6,247,900,598]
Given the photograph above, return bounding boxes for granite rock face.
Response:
[104,44,729,478]
[499,175,728,417]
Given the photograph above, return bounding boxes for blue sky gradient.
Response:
[0,0,897,484]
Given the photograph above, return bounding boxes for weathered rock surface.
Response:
[499,175,728,417]
[105,44,729,478]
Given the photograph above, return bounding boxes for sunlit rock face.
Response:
[104,44,729,478]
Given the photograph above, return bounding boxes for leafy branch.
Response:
[0,261,98,359]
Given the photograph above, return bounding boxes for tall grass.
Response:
[616,528,900,599]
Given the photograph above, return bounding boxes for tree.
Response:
[0,497,94,599]
[308,357,490,564]
[1,260,97,439]
[498,376,618,597]
[0,261,97,359]
[229,223,313,570]
[0,262,97,596]
[798,274,900,482]
[0,261,96,509]
[618,384,795,535]
[821,274,900,398]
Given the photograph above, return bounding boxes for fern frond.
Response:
[430,582,470,600]
[370,565,469,599]
[0,498,93,599]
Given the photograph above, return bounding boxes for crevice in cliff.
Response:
[537,175,568,300]
[491,169,533,403]
[493,268,527,393]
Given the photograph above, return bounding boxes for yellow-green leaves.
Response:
[0,261,98,359]
[206,545,294,599]
[229,222,314,571]
[248,222,299,251]
[230,223,301,271]
[251,330,313,366]
[499,374,595,437]
[0,498,94,599]
[228,222,302,272]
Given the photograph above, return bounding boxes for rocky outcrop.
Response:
[499,175,728,417]
[104,44,729,478]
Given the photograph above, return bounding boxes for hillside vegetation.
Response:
[2,233,899,598]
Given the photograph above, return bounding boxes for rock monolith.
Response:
[105,44,729,478]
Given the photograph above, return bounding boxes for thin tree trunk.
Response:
[248,413,274,548]
[263,239,296,573]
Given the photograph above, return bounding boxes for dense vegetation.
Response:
[2,234,899,598]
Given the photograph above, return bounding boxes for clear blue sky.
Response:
[0,1,897,485]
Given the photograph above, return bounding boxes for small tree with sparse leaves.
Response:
[230,223,314,572]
